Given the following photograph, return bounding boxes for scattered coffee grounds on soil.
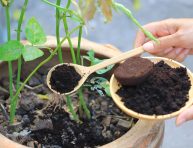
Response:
[117,61,191,115]
[27,92,133,148]
[30,105,128,148]
[50,64,81,93]
[114,57,153,86]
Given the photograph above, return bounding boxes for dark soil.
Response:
[0,65,134,148]
[117,61,191,115]
[50,64,81,93]
[114,57,153,86]
[30,102,130,148]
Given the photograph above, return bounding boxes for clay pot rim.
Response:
[0,37,164,148]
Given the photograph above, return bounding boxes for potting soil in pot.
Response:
[50,64,81,93]
[115,59,191,115]
[0,65,136,148]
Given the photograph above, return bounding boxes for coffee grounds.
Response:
[114,57,153,86]
[117,61,191,115]
[50,64,81,93]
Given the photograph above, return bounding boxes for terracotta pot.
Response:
[0,36,164,148]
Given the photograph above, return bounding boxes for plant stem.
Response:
[76,27,88,118]
[16,0,29,91]
[61,0,77,64]
[10,25,81,123]
[66,0,71,8]
[66,95,80,122]
[56,0,63,63]
[8,62,13,98]
[5,7,11,40]
[78,88,91,119]
[16,0,28,41]
[63,16,77,64]
[113,2,158,43]
[41,0,84,24]
[5,7,14,114]
[76,26,82,64]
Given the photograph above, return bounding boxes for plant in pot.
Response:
[0,0,164,148]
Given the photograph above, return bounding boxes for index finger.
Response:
[134,21,172,48]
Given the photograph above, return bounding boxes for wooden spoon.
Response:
[110,57,193,120]
[47,46,144,95]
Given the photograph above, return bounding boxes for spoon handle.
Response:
[89,46,144,73]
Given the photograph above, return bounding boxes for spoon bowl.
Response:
[110,57,193,120]
[47,47,144,95]
[47,63,91,95]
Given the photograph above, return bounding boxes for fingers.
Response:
[176,106,193,126]
[153,48,172,57]
[134,19,176,47]
[189,49,193,55]
[145,47,190,62]
[134,23,157,47]
[135,30,146,47]
[175,49,189,62]
[142,34,178,54]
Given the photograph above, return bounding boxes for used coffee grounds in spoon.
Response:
[49,64,81,94]
[114,57,191,115]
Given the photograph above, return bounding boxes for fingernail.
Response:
[176,118,186,126]
[143,42,154,52]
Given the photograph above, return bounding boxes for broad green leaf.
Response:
[79,0,96,21]
[25,17,46,45]
[98,0,113,22]
[0,40,23,61]
[22,45,44,61]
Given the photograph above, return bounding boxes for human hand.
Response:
[134,18,193,62]
[176,106,193,126]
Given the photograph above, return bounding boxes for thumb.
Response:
[142,34,177,54]
[176,106,193,126]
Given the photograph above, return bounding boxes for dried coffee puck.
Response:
[114,57,154,86]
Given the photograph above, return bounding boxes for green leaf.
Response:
[0,40,23,61]
[89,77,111,97]
[22,45,44,61]
[87,50,95,65]
[83,50,114,74]
[100,80,111,97]
[94,59,114,74]
[25,17,46,45]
